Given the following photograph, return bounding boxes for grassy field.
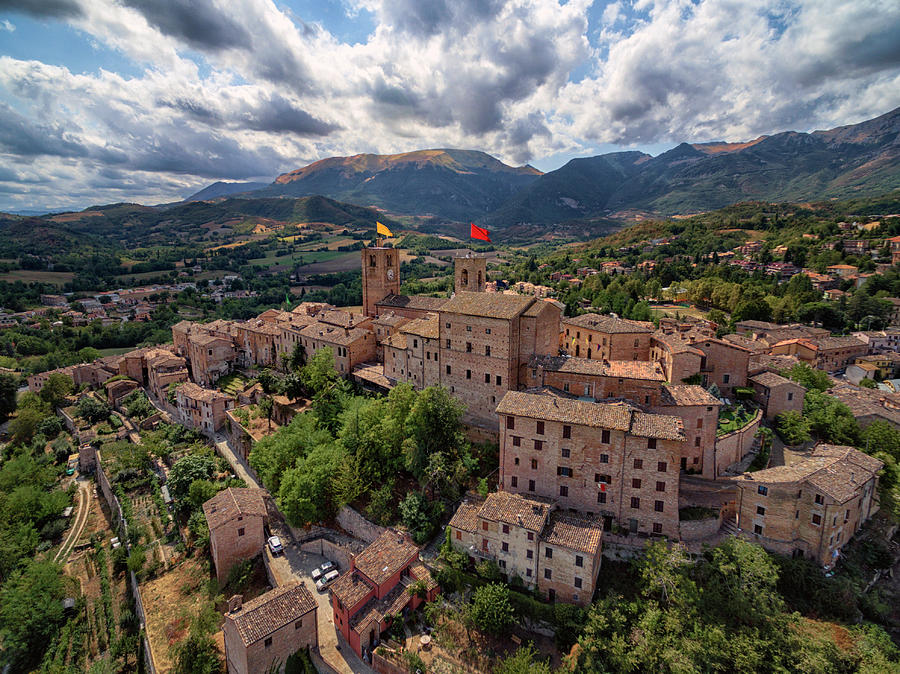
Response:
[294,251,362,273]
[0,269,75,286]
[650,304,714,321]
[249,249,346,268]
[97,346,136,357]
[216,373,251,395]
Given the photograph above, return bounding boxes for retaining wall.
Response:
[715,409,762,477]
[679,515,722,541]
[300,537,355,571]
[336,506,385,544]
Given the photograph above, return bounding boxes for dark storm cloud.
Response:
[239,94,338,136]
[120,0,252,52]
[382,0,503,36]
[158,96,223,123]
[0,0,83,18]
[0,103,90,158]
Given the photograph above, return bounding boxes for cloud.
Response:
[120,0,252,51]
[1,19,15,31]
[0,0,82,18]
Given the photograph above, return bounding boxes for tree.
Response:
[39,372,74,407]
[404,386,467,482]
[495,644,552,674]
[468,583,515,636]
[277,441,345,525]
[0,372,18,419]
[258,395,274,431]
[0,561,66,670]
[9,407,44,445]
[398,491,435,544]
[172,630,221,674]
[76,395,110,423]
[256,369,280,395]
[784,363,830,392]
[803,390,860,445]
[167,454,216,506]
[776,410,812,445]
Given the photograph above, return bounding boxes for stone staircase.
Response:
[720,516,739,536]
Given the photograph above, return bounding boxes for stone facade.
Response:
[750,372,805,420]
[732,444,882,567]
[223,583,318,674]
[176,382,234,436]
[562,314,652,361]
[525,355,666,406]
[454,255,487,293]
[651,385,721,477]
[362,247,401,317]
[497,391,685,539]
[203,488,268,584]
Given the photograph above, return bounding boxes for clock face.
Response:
[387,268,395,280]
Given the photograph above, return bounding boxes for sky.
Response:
[0,0,899,213]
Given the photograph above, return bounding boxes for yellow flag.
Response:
[376,221,393,237]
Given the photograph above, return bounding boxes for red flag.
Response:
[470,222,491,242]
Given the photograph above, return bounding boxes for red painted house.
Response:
[330,530,439,660]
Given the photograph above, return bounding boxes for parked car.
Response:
[311,561,336,581]
[267,535,283,555]
[316,569,340,592]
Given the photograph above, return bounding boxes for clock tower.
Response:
[361,246,400,317]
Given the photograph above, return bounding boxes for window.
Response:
[482,521,488,531]
[531,459,538,470]
[534,440,543,451]
[238,527,245,536]
[535,421,545,436]
[486,328,491,334]
[507,416,515,430]
[528,479,535,491]
[482,538,488,551]
[694,437,701,447]
[445,339,450,348]
[560,485,569,497]
[656,481,666,492]
[510,476,518,487]
[756,505,766,516]
[597,492,607,504]
[498,559,506,569]
[527,549,533,559]
[647,438,657,449]
[557,466,572,478]
[526,568,532,577]
[633,459,643,469]
[696,418,703,429]
[455,530,461,540]
[652,523,663,534]
[601,430,610,444]
[548,588,555,601]
[295,619,303,630]
[654,500,664,512]
[527,532,534,541]
[787,392,793,401]
[632,478,642,489]
[502,542,509,552]
[758,485,768,496]
[545,547,553,559]
[485,373,491,383]
[446,364,451,375]
[544,568,552,580]
[485,345,491,356]
[723,374,730,384]
[466,325,472,332]
[466,369,471,379]
[574,577,583,589]
[502,524,510,534]
[561,448,571,458]
[812,514,822,526]
[599,453,609,463]
[575,555,583,567]
[512,436,521,447]
[496,375,502,386]
[466,342,472,352]
[815,494,824,505]
[264,637,273,648]
[630,497,640,509]
[754,524,763,535]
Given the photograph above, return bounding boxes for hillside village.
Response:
[18,224,900,672]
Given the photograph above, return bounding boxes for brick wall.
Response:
[210,515,266,584]
[714,409,761,477]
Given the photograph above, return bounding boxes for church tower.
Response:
[454,254,487,294]
[361,246,400,317]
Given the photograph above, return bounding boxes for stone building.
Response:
[145,349,189,401]
[454,255,487,293]
[562,313,653,361]
[374,294,448,320]
[651,385,721,476]
[749,372,805,420]
[222,582,318,674]
[176,382,234,436]
[371,312,410,361]
[732,444,882,567]
[362,246,401,317]
[525,355,666,406]
[203,487,268,584]
[234,319,281,368]
[298,323,376,374]
[330,530,439,660]
[771,335,868,373]
[383,314,441,389]
[651,331,750,396]
[497,390,685,538]
[448,491,603,606]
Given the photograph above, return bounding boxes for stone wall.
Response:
[336,506,385,544]
[715,409,762,477]
[299,538,355,572]
[679,514,722,541]
[372,649,407,674]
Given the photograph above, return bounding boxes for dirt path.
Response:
[55,478,91,564]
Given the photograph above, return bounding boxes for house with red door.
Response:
[330,530,439,661]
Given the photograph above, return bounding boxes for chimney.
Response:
[228,595,243,613]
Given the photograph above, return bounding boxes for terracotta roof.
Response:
[813,335,866,351]
[372,312,410,327]
[563,313,653,334]
[661,385,721,407]
[350,582,410,633]
[651,332,704,356]
[376,294,448,311]
[722,334,769,353]
[542,512,603,555]
[750,372,799,389]
[448,502,480,533]
[497,391,685,440]
[330,570,374,610]
[178,381,230,403]
[318,309,368,329]
[738,444,882,503]
[439,291,534,319]
[529,355,665,381]
[478,491,551,532]
[400,315,440,339]
[202,487,267,531]
[226,581,317,646]
[299,323,373,346]
[523,299,559,317]
[409,561,438,591]
[354,530,419,587]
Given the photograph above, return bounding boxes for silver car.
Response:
[316,569,340,592]
[311,560,336,581]
[267,535,283,555]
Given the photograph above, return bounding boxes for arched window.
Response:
[461,269,469,285]
[477,271,483,286]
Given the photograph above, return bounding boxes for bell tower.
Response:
[361,246,400,317]
[454,254,486,293]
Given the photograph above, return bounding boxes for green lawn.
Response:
[717,407,756,435]
[217,373,251,395]
[97,346,137,357]
[248,249,345,267]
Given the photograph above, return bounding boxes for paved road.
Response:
[213,433,262,489]
[55,477,91,564]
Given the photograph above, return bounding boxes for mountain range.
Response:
[183,107,900,228]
